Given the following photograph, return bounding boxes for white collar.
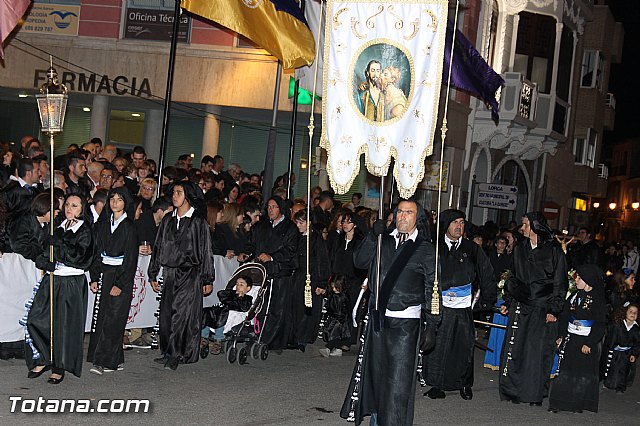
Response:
[111,212,127,231]
[390,228,418,242]
[59,218,84,233]
[173,206,195,220]
[624,319,638,331]
[272,215,285,228]
[90,205,100,222]
[12,176,30,187]
[444,235,460,249]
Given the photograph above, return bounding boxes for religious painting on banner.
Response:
[321,0,448,198]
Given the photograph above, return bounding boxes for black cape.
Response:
[87,214,139,370]
[26,220,93,377]
[148,210,215,363]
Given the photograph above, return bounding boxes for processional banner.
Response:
[321,0,448,198]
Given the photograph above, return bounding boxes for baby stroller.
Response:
[200,262,270,365]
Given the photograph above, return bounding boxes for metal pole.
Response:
[156,0,182,195]
[286,79,300,199]
[48,133,55,362]
[262,61,283,201]
[375,175,385,311]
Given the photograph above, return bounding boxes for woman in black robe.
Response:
[148,182,215,370]
[26,194,94,384]
[549,264,606,413]
[330,210,367,348]
[87,187,138,374]
[499,212,568,405]
[603,303,640,392]
[291,209,331,347]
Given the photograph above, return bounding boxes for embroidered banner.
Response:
[320,0,448,198]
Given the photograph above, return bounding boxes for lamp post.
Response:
[35,59,68,361]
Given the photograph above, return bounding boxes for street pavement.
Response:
[1,339,638,425]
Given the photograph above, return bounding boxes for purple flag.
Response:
[0,0,31,59]
[444,20,504,123]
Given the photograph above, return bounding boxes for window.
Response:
[574,129,597,167]
[581,50,604,90]
[513,12,556,94]
[484,1,499,67]
[556,25,574,101]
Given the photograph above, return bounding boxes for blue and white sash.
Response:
[101,251,124,266]
[567,317,594,336]
[442,283,472,309]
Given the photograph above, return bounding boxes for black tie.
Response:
[397,232,408,246]
[450,241,457,253]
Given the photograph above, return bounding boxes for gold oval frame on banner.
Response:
[348,38,415,127]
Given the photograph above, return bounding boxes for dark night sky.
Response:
[603,0,640,145]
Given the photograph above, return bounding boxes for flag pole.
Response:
[286,79,299,199]
[262,62,282,201]
[304,0,324,309]
[156,0,182,195]
[432,0,460,316]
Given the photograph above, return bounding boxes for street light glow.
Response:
[609,202,617,210]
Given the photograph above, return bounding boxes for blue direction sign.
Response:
[476,183,518,211]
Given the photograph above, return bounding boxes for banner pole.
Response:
[432,0,460,316]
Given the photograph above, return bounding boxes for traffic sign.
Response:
[475,183,518,211]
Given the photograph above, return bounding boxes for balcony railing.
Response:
[606,93,616,109]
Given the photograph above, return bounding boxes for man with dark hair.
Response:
[0,159,40,253]
[136,198,173,250]
[131,146,146,170]
[569,226,600,268]
[357,60,384,121]
[311,190,334,229]
[341,199,438,425]
[250,196,298,350]
[65,152,89,197]
[200,155,215,173]
[212,155,224,175]
[423,209,495,401]
[98,163,116,191]
[352,192,363,207]
[89,189,109,223]
[149,182,215,370]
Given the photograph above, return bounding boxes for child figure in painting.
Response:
[603,303,640,393]
[548,264,607,414]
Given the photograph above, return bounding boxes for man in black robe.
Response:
[0,159,40,253]
[250,195,298,350]
[499,212,568,405]
[148,182,215,370]
[340,199,438,426]
[424,209,495,400]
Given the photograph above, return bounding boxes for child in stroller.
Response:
[201,263,270,364]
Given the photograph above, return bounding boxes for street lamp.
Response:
[35,58,68,362]
[632,201,640,210]
[609,202,617,211]
[592,202,600,209]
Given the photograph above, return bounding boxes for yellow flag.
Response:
[182,0,315,70]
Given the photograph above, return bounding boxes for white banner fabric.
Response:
[321,0,448,198]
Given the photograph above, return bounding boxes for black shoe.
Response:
[424,387,446,399]
[47,374,64,384]
[153,356,168,365]
[548,408,558,413]
[27,365,51,379]
[530,402,542,407]
[460,387,473,400]
[297,344,306,353]
[164,357,179,371]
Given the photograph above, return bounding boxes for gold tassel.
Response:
[304,274,312,308]
[431,279,440,315]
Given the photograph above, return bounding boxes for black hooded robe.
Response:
[424,210,495,392]
[26,219,93,377]
[148,208,215,364]
[499,225,568,403]
[292,230,331,344]
[87,205,139,370]
[340,226,437,426]
[549,264,606,413]
[602,320,640,392]
[250,212,298,350]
